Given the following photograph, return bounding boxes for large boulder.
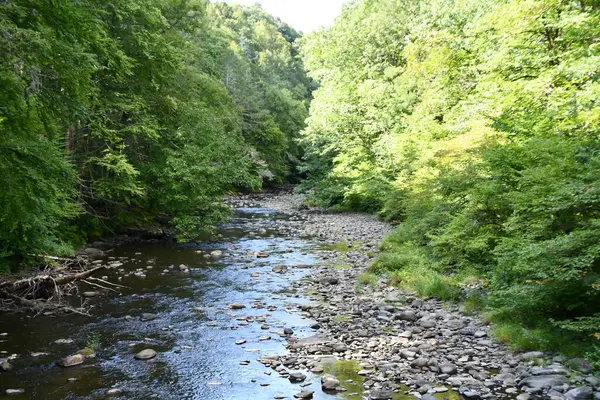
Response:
[321,374,340,391]
[566,386,594,400]
[519,375,568,389]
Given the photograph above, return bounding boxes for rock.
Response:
[411,357,429,368]
[569,358,593,374]
[228,303,245,309]
[516,394,531,400]
[235,340,246,345]
[272,265,288,273]
[256,251,269,258]
[520,351,544,361]
[83,247,104,259]
[140,313,158,321]
[210,250,223,259]
[463,391,481,399]
[178,264,189,272]
[397,311,417,321]
[370,389,393,399]
[54,338,74,344]
[284,328,294,335]
[420,320,436,328]
[566,386,593,400]
[519,375,568,389]
[400,349,416,359]
[1,359,12,371]
[289,372,307,383]
[421,395,437,400]
[532,365,569,376]
[321,374,340,391]
[5,389,25,396]
[294,390,314,399]
[440,363,457,375]
[107,388,122,396]
[57,354,85,367]
[135,349,157,360]
[82,291,100,297]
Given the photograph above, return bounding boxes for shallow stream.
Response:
[0,206,368,400]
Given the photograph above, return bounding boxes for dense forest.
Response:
[1,0,600,360]
[0,0,309,271]
[299,0,600,356]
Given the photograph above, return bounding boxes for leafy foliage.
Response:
[300,0,600,349]
[0,0,310,270]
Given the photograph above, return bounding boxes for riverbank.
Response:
[246,190,599,400]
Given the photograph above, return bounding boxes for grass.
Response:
[372,238,600,367]
[355,272,378,291]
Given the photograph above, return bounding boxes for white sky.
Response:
[217,0,349,33]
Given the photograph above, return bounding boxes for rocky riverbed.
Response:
[233,190,600,400]
[0,190,598,400]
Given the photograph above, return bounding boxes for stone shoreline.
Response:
[237,190,599,400]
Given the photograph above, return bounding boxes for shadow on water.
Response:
[0,207,408,400]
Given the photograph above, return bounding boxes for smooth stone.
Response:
[321,374,341,391]
[135,349,157,360]
[140,313,158,321]
[369,389,393,400]
[107,388,122,395]
[6,389,25,396]
[57,354,85,367]
[294,390,314,399]
[289,372,307,382]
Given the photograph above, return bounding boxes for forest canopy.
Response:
[0,0,309,271]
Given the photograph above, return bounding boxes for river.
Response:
[0,202,357,399]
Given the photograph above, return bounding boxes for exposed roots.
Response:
[0,257,117,315]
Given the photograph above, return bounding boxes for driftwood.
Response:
[0,257,121,315]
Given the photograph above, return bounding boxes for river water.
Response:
[0,205,361,400]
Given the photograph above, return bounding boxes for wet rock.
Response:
[519,375,568,389]
[1,359,12,371]
[228,304,246,310]
[284,328,294,335]
[178,264,189,273]
[516,394,531,400]
[83,291,100,297]
[566,386,593,400]
[5,389,25,396]
[140,313,158,321]
[294,390,314,399]
[107,388,122,396]
[272,265,288,273]
[210,250,224,259]
[135,349,157,360]
[289,372,307,383]
[235,340,246,345]
[321,374,340,391]
[57,354,85,367]
[256,251,269,258]
[82,247,104,259]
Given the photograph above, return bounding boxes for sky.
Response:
[217,0,349,33]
